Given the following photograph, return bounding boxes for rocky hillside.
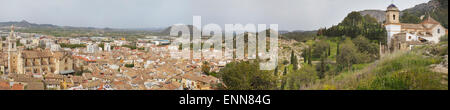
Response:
[404,0,448,28]
[358,0,447,28]
[359,10,386,23]
[159,25,199,36]
[403,0,441,16]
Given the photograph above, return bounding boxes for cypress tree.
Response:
[308,47,312,65]
[328,44,331,56]
[291,50,299,70]
[302,49,308,63]
[337,42,340,55]
[274,66,278,76]
[290,50,295,64]
[280,67,287,90]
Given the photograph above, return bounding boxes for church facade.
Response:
[385,4,448,52]
[3,25,75,75]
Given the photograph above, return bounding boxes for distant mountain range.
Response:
[0,20,164,32]
[0,20,59,29]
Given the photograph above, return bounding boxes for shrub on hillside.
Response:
[357,52,446,90]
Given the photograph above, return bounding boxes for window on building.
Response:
[393,15,396,20]
[438,29,440,34]
[409,36,412,39]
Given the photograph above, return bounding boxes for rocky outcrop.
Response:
[359,10,386,23]
[430,55,448,74]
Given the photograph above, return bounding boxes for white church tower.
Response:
[385,4,401,46]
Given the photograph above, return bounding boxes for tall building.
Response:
[86,43,98,53]
[385,4,401,45]
[8,25,18,74]
[385,4,448,51]
[104,43,111,52]
[50,43,61,51]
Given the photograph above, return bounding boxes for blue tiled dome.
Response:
[388,4,397,8]
[387,4,399,11]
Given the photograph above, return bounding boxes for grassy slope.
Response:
[306,49,448,90]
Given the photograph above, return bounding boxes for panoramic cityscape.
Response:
[0,0,448,90]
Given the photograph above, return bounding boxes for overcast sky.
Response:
[0,0,430,31]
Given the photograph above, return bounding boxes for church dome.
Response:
[387,4,399,11]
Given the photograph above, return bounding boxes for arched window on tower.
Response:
[438,29,440,34]
[393,15,396,20]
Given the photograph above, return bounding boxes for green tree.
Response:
[336,38,359,71]
[219,61,276,90]
[202,61,211,75]
[286,65,317,90]
[353,36,379,62]
[337,42,340,55]
[400,12,422,24]
[280,67,288,90]
[290,50,295,64]
[313,40,330,58]
[308,47,312,65]
[323,12,387,43]
[316,54,329,79]
[301,48,308,63]
[98,43,105,50]
[125,64,134,68]
[291,50,299,70]
[273,66,278,76]
[328,44,331,56]
[363,15,378,24]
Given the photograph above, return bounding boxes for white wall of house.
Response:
[405,33,419,42]
[386,24,402,44]
[431,25,447,43]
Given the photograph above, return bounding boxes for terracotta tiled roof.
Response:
[25,82,45,90]
[401,24,425,30]
[21,50,53,58]
[11,83,24,90]
[421,16,440,25]
[0,81,10,90]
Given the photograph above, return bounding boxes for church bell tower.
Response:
[385,4,401,48]
[386,4,400,24]
[7,25,17,74]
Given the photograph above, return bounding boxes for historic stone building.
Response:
[7,25,18,74]
[16,50,75,75]
[385,4,448,52]
[5,25,75,75]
